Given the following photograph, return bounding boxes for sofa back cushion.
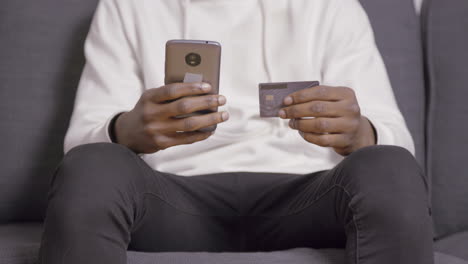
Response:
[423,0,468,238]
[0,0,99,222]
[0,0,425,221]
[359,0,426,168]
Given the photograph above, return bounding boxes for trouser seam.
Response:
[125,149,155,233]
[142,192,235,217]
[61,247,70,264]
[255,182,360,264]
[333,184,360,264]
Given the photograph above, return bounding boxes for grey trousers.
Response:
[38,143,434,264]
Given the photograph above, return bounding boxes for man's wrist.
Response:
[114,111,144,154]
[353,116,377,151]
[108,113,125,143]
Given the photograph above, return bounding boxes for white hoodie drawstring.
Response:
[182,0,284,131]
[259,0,285,131]
[259,0,272,83]
[183,0,191,39]
[183,0,272,84]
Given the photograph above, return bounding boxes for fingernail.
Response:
[289,119,295,129]
[201,83,211,92]
[218,95,226,105]
[284,96,293,106]
[221,111,230,121]
[278,110,286,119]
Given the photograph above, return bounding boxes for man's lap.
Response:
[127,169,350,252]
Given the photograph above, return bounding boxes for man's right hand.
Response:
[114,82,229,154]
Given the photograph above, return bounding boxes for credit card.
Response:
[259,81,320,118]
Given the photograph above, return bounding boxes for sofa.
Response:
[1,0,467,263]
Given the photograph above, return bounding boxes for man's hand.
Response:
[279,85,376,156]
[115,82,229,154]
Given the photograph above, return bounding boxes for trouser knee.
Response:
[47,143,149,235]
[337,146,430,228]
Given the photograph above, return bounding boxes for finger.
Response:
[164,94,226,117]
[280,100,347,119]
[153,131,213,150]
[145,82,212,103]
[170,111,229,132]
[289,117,358,134]
[146,111,229,133]
[170,131,215,146]
[284,86,354,106]
[299,132,351,149]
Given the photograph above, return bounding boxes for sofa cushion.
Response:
[0,223,343,264]
[422,0,468,238]
[0,0,99,221]
[127,249,345,264]
[434,254,468,264]
[435,231,468,261]
[359,0,426,168]
[0,224,41,264]
[1,223,467,264]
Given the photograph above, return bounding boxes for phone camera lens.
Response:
[185,53,201,67]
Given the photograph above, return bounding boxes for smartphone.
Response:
[165,40,222,132]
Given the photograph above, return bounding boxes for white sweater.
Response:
[65,0,415,176]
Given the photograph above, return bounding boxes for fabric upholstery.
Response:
[1,223,468,264]
[435,231,468,261]
[127,249,345,264]
[0,224,41,264]
[0,0,99,222]
[434,254,468,264]
[359,0,426,169]
[422,0,468,238]
[0,223,345,264]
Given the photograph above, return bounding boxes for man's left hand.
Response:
[279,85,376,156]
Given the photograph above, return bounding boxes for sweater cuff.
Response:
[366,117,394,146]
[104,112,125,143]
[107,112,125,143]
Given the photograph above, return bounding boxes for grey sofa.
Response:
[1,0,467,263]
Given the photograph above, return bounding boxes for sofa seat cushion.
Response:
[0,224,40,264]
[1,223,468,264]
[423,0,468,238]
[127,249,344,264]
[435,231,468,261]
[0,223,345,264]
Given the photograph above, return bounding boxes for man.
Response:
[38,0,433,263]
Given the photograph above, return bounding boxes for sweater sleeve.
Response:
[321,0,415,155]
[64,0,143,153]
